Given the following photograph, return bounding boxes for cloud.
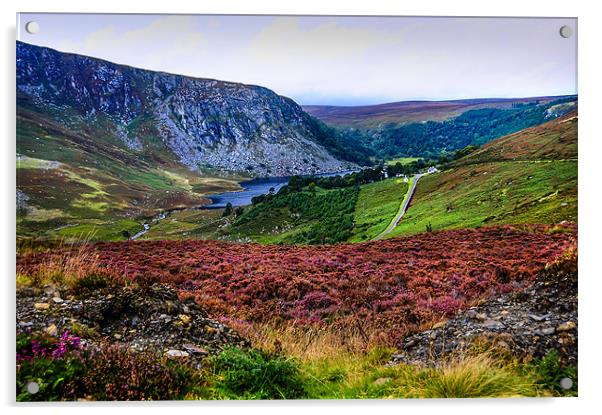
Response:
[57,16,207,74]
[246,17,406,62]
[43,15,576,105]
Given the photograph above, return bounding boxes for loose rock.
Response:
[556,321,576,332]
[166,349,190,358]
[45,324,57,336]
[17,283,250,368]
[390,264,577,366]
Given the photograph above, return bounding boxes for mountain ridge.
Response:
[17,41,357,177]
[304,95,576,129]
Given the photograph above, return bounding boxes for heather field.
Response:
[18,225,575,343]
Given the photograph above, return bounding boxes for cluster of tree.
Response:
[222,202,244,217]
[305,115,374,166]
[370,103,559,159]
[325,98,577,162]
[235,186,359,244]
[385,158,437,177]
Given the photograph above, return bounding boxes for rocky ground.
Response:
[16,283,249,368]
[390,258,577,367]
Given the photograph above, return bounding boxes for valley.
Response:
[127,110,577,246]
[385,111,577,237]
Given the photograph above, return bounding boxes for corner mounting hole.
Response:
[559,25,573,39]
[26,381,40,394]
[25,21,39,34]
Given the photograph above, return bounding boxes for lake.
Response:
[203,170,358,208]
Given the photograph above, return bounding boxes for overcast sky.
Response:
[17,14,577,105]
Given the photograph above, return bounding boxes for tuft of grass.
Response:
[399,353,543,398]
[299,349,549,399]
[232,323,554,399]
[16,235,124,292]
[205,347,305,400]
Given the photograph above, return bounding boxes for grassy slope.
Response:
[139,209,227,241]
[349,178,409,242]
[385,112,578,238]
[227,186,358,244]
[451,112,577,165]
[16,109,244,241]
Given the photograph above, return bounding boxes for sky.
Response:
[17,14,577,106]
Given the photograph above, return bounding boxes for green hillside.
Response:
[228,186,359,244]
[385,112,578,238]
[348,178,409,242]
[16,109,245,241]
[450,112,577,166]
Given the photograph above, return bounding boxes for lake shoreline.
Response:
[130,169,359,239]
[201,169,359,209]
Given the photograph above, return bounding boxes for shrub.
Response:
[69,272,112,294]
[18,225,575,342]
[16,331,200,401]
[529,350,577,396]
[209,347,305,399]
[79,344,199,400]
[222,202,233,217]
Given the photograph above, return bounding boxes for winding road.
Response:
[374,173,423,241]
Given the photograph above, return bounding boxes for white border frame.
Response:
[2,1,599,414]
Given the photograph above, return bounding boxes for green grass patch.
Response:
[56,219,142,242]
[385,157,421,166]
[386,160,577,238]
[205,347,305,399]
[349,178,409,242]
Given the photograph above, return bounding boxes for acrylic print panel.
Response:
[16,14,577,401]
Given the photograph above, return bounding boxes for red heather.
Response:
[18,225,576,340]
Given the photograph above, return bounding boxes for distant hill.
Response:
[303,96,575,129]
[450,110,578,166]
[324,98,577,160]
[384,112,578,238]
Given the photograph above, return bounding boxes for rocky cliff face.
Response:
[17,41,354,176]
